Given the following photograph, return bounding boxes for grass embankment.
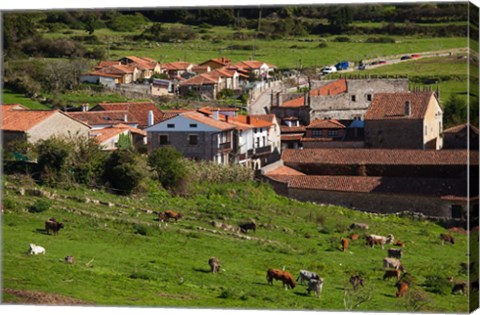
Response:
[2,177,471,312]
[1,88,49,109]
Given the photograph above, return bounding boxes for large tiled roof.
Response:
[265,165,305,177]
[281,79,348,107]
[162,61,193,71]
[307,119,346,129]
[235,115,273,128]
[282,148,476,165]
[123,56,158,70]
[365,92,435,120]
[66,110,134,126]
[1,108,56,132]
[199,57,231,67]
[181,112,236,131]
[91,102,164,128]
[280,126,306,133]
[179,73,219,86]
[267,175,468,198]
[91,124,146,144]
[232,60,276,70]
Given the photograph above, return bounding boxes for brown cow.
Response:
[208,257,221,273]
[160,210,183,222]
[45,218,64,236]
[396,281,409,297]
[394,241,406,247]
[348,233,360,240]
[383,269,401,281]
[440,233,455,245]
[341,238,349,252]
[266,269,296,290]
[349,275,364,290]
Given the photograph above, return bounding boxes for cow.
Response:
[396,281,409,297]
[239,222,256,234]
[383,269,401,281]
[388,248,403,259]
[28,243,45,255]
[440,233,455,245]
[306,278,324,298]
[266,269,296,290]
[159,210,183,222]
[65,256,75,264]
[366,234,394,249]
[45,218,64,236]
[350,223,369,230]
[296,270,320,285]
[349,275,364,290]
[394,241,406,247]
[208,257,221,273]
[451,282,467,295]
[348,233,360,240]
[341,238,349,252]
[383,258,405,271]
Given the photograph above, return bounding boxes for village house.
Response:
[1,104,90,146]
[231,60,277,80]
[263,148,478,219]
[65,110,139,130]
[198,57,232,70]
[90,124,147,151]
[118,56,161,79]
[364,91,443,150]
[443,123,479,150]
[178,67,243,99]
[151,79,175,96]
[145,111,235,165]
[81,60,142,85]
[160,61,195,80]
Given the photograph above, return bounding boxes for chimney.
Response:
[213,110,219,120]
[82,104,89,112]
[247,115,251,125]
[226,115,229,123]
[124,114,128,122]
[405,101,411,116]
[148,110,154,126]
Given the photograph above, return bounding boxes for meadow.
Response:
[2,176,472,312]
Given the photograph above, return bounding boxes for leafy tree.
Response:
[329,6,353,31]
[116,133,132,150]
[36,137,72,185]
[148,147,186,189]
[443,94,467,128]
[103,149,149,195]
[84,16,96,35]
[3,13,38,54]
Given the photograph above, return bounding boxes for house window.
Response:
[425,125,428,136]
[254,128,258,133]
[312,130,323,137]
[262,136,266,146]
[189,124,198,128]
[256,137,260,148]
[188,134,198,145]
[159,135,169,145]
[351,95,356,102]
[328,130,338,137]
[367,94,372,101]
[167,124,175,128]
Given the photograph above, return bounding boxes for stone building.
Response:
[364,91,443,150]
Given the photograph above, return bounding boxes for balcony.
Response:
[218,142,232,152]
[250,145,272,157]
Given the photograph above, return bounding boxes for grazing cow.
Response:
[349,275,364,290]
[451,282,467,295]
[266,269,296,290]
[65,256,75,264]
[350,223,369,230]
[383,269,401,281]
[239,222,256,234]
[366,234,394,249]
[341,238,349,252]
[208,257,221,273]
[28,243,45,255]
[394,241,406,247]
[306,278,324,298]
[383,258,405,271]
[396,281,409,297]
[160,210,183,222]
[348,233,360,240]
[388,248,403,259]
[296,270,320,285]
[45,218,64,236]
[440,233,455,245]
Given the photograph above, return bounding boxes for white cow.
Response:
[383,257,404,271]
[296,269,320,285]
[306,278,324,298]
[29,243,45,255]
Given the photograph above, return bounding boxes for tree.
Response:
[148,147,186,189]
[103,149,149,195]
[116,133,132,150]
[84,16,96,35]
[329,6,353,31]
[443,94,467,128]
[36,137,72,185]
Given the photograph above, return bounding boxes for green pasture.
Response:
[2,88,49,109]
[2,179,471,312]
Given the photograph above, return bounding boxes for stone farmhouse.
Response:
[90,124,147,151]
[263,148,478,219]
[364,91,443,150]
[1,104,90,146]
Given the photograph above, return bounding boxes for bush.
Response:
[133,224,148,236]
[28,200,51,213]
[424,275,452,295]
[365,37,396,43]
[3,197,20,212]
[103,149,149,195]
[148,147,187,190]
[317,42,328,48]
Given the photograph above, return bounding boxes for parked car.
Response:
[321,66,337,75]
[378,60,387,64]
[335,61,349,70]
[400,55,411,60]
[358,63,367,70]
[411,54,421,58]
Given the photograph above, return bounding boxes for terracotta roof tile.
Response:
[91,124,146,144]
[162,61,193,71]
[280,126,306,133]
[265,165,305,176]
[281,134,304,141]
[2,109,57,132]
[282,148,476,166]
[281,79,347,107]
[181,111,235,131]
[307,119,346,129]
[66,110,134,126]
[365,92,435,120]
[199,57,231,67]
[179,73,219,86]
[91,102,164,129]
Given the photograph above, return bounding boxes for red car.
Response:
[411,54,421,58]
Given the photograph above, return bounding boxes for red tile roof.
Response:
[365,92,435,120]
[307,119,346,129]
[123,56,158,70]
[265,165,305,177]
[199,57,231,67]
[85,71,123,78]
[162,61,193,71]
[91,102,164,129]
[91,124,146,144]
[179,73,219,86]
[282,148,476,166]
[1,109,57,132]
[181,111,235,131]
[235,115,273,128]
[66,110,135,126]
[232,60,276,70]
[280,126,306,133]
[281,79,348,107]
[281,134,304,141]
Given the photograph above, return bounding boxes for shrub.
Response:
[3,197,20,212]
[148,147,187,190]
[103,149,149,195]
[424,275,452,295]
[317,42,328,48]
[365,37,396,43]
[133,224,148,236]
[28,200,51,213]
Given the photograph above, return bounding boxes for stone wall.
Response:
[149,131,218,161]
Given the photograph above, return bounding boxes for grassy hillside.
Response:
[2,176,471,312]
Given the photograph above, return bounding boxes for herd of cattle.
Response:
[27,211,477,303]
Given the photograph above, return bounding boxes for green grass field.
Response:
[2,88,49,109]
[2,177,472,312]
